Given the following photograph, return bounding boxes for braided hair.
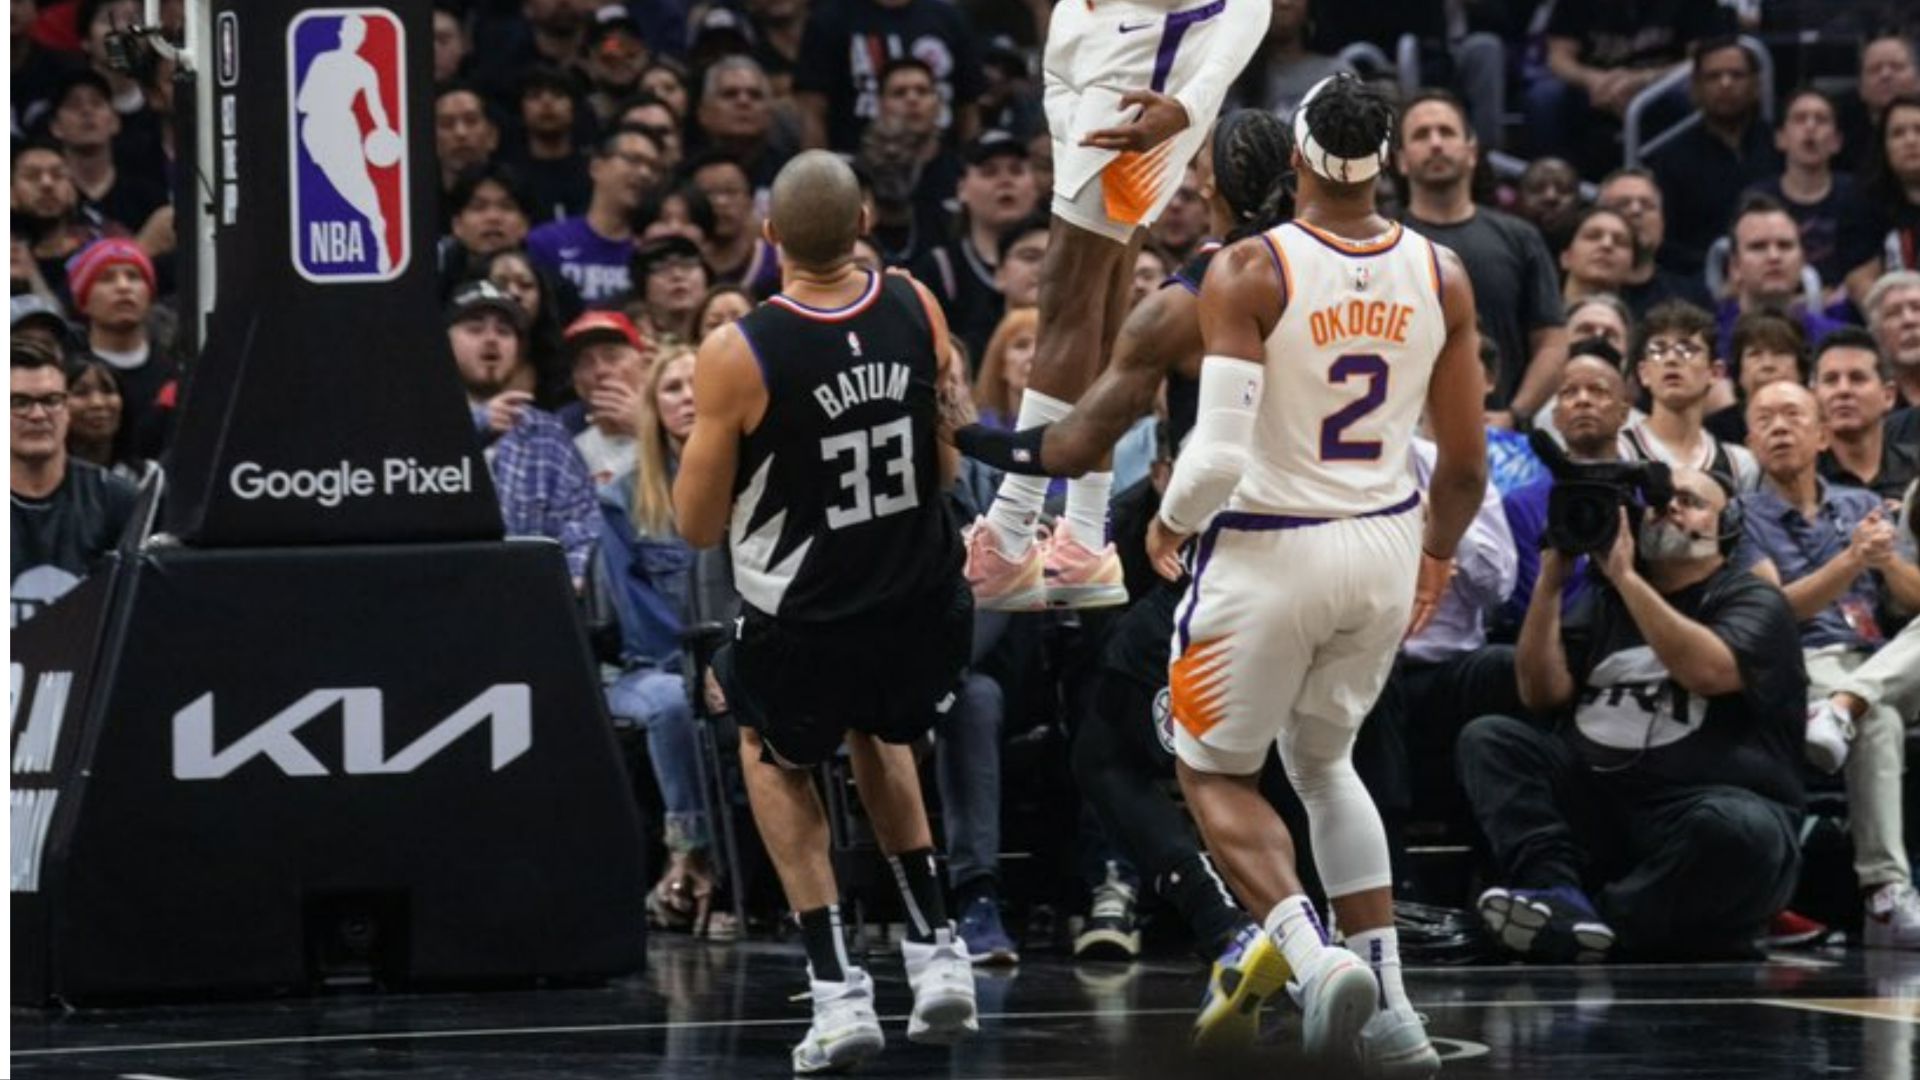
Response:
[1211,108,1296,242]
[1297,74,1396,191]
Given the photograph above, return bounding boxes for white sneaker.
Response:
[902,926,979,1044]
[1361,1005,1442,1077]
[1863,882,1920,951]
[1805,700,1855,774]
[1299,948,1380,1061]
[792,966,885,1074]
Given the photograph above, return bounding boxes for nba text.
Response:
[811,362,912,420]
[1308,300,1417,348]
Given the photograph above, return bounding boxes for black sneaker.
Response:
[1074,866,1141,961]
[1478,885,1616,963]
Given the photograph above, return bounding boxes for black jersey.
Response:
[1161,243,1219,454]
[11,460,137,627]
[729,271,961,622]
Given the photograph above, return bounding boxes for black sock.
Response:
[796,904,849,982]
[886,848,949,944]
[1159,853,1251,958]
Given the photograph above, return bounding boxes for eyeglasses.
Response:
[1643,340,1706,363]
[10,392,68,415]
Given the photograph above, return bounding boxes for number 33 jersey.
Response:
[1235,221,1448,518]
[729,270,961,622]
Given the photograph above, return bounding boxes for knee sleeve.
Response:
[1280,714,1392,897]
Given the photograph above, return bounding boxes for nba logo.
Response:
[287,9,408,282]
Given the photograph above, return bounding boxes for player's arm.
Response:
[672,324,761,548]
[1145,239,1279,577]
[903,276,963,489]
[1407,247,1491,636]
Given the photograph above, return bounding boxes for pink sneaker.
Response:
[1044,523,1127,609]
[965,518,1047,612]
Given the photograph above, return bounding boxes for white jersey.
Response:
[1229,220,1449,518]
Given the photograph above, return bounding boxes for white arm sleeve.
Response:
[1158,355,1264,534]
[1170,1,1272,130]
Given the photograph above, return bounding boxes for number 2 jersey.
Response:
[1233,220,1449,518]
[729,270,961,622]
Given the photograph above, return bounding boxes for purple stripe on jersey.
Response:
[1211,490,1422,533]
[736,321,773,388]
[1259,232,1289,312]
[1174,522,1223,655]
[1150,0,1227,94]
[1427,241,1443,300]
[1163,273,1199,295]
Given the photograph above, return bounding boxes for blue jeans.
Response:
[607,664,709,854]
[937,670,1005,889]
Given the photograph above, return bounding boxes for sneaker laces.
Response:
[1090,879,1135,922]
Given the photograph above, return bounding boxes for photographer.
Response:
[1458,466,1806,962]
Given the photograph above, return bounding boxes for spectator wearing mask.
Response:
[1865,271,1920,418]
[1813,329,1917,505]
[47,70,167,238]
[689,151,781,299]
[695,56,796,192]
[66,238,171,459]
[1559,206,1638,308]
[446,280,598,586]
[508,66,592,223]
[1706,308,1807,447]
[1621,301,1760,491]
[1398,90,1566,425]
[438,164,534,285]
[1462,466,1805,961]
[626,234,711,343]
[1747,88,1882,293]
[1647,38,1780,276]
[526,125,662,305]
[1716,196,1848,365]
[912,131,1039,362]
[1739,380,1920,950]
[565,310,651,487]
[11,339,135,628]
[1596,167,1714,319]
[794,0,984,153]
[433,82,501,196]
[1839,32,1919,178]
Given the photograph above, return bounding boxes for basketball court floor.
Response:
[12,936,1918,1078]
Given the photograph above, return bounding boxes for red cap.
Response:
[563,310,644,351]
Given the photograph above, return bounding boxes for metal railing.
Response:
[1624,34,1776,166]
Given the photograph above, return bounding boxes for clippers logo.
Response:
[288,9,408,282]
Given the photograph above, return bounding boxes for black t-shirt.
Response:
[1618,263,1714,321]
[82,169,170,235]
[1648,122,1782,275]
[1747,175,1882,286]
[1404,209,1564,408]
[1561,565,1806,808]
[909,235,1002,367]
[795,0,985,153]
[11,460,137,627]
[1546,0,1726,69]
[509,150,594,225]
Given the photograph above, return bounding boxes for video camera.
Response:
[1527,430,1674,556]
[101,14,181,90]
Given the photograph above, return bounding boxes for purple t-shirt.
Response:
[526,217,634,304]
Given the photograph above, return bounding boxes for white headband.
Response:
[1292,75,1389,184]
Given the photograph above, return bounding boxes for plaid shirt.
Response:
[474,404,598,581]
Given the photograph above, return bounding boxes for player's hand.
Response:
[1080,89,1190,153]
[587,381,641,437]
[483,390,535,435]
[1595,508,1639,584]
[1405,549,1455,640]
[1146,516,1190,581]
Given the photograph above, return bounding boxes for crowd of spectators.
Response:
[11,0,1920,960]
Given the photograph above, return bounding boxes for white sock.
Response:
[1347,926,1410,1013]
[985,391,1071,557]
[1063,470,1112,547]
[1265,894,1330,981]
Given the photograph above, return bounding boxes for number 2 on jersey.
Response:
[1319,353,1388,461]
[821,416,918,529]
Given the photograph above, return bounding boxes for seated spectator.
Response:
[1865,271,1920,416]
[48,70,166,238]
[468,0,591,107]
[1740,381,1920,950]
[1622,300,1759,490]
[10,0,83,133]
[564,310,651,487]
[1860,94,1920,283]
[1565,294,1635,360]
[445,280,597,586]
[1647,38,1780,277]
[874,58,962,235]
[11,338,136,628]
[581,7,648,126]
[793,0,984,153]
[635,182,714,249]
[912,131,1038,361]
[477,248,577,408]
[1839,32,1920,178]
[1595,167,1714,318]
[612,93,684,175]
[1131,243,1172,311]
[639,59,692,124]
[430,2,469,84]
[11,295,74,361]
[626,235,711,344]
[1818,480,1920,726]
[1462,466,1806,961]
[1517,157,1584,257]
[1716,196,1848,366]
[993,213,1047,319]
[1813,329,1917,506]
[688,151,781,298]
[13,137,118,301]
[1235,0,1350,118]
[527,125,662,305]
[1479,338,1547,496]
[693,284,754,344]
[433,82,501,195]
[1151,165,1210,269]
[1747,88,1882,295]
[971,307,1037,426]
[73,0,166,182]
[1504,352,1635,628]
[1559,206,1637,307]
[595,346,716,934]
[1528,0,1724,177]
[1706,309,1808,446]
[438,164,534,284]
[63,354,153,482]
[694,56,797,192]
[507,66,592,223]
[66,238,172,460]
